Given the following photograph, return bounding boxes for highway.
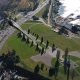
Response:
[17,0,50,25]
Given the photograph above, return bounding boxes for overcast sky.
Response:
[59,0,80,18]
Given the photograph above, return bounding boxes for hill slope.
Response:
[0,0,38,12]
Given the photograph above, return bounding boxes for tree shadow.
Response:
[0,50,50,80]
[13,65,50,80]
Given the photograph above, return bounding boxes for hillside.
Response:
[0,0,39,12]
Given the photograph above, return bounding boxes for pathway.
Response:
[31,47,64,67]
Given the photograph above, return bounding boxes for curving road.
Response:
[17,0,50,25]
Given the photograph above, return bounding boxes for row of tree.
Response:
[34,48,75,80]
[17,31,56,56]
[49,48,76,80]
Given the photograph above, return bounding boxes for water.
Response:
[58,0,80,18]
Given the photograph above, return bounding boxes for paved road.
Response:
[0,27,15,50]
[17,0,50,25]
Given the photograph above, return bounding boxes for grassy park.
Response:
[0,0,80,79]
[0,21,80,80]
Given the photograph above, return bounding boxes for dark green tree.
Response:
[32,32,34,35]
[36,43,39,51]
[17,32,22,38]
[22,34,26,41]
[2,53,5,59]
[28,29,30,34]
[15,55,20,63]
[41,47,44,56]
[67,59,70,80]
[41,64,44,71]
[26,37,29,44]
[49,67,55,77]
[30,41,33,47]
[36,34,39,40]
[64,48,69,74]
[2,50,20,68]
[54,50,60,79]
[46,40,49,48]
[40,36,43,44]
[11,49,16,55]
[14,17,17,22]
[34,64,40,74]
[52,43,56,52]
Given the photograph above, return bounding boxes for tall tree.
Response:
[22,34,26,41]
[28,29,30,34]
[12,49,16,55]
[52,43,56,52]
[36,43,39,51]
[54,50,60,79]
[17,32,22,38]
[40,36,43,44]
[41,47,44,56]
[67,59,70,80]
[46,40,49,48]
[41,64,44,71]
[26,37,29,43]
[36,34,39,40]
[30,41,33,47]
[49,67,55,77]
[2,50,20,68]
[64,48,69,74]
[2,53,5,59]
[34,64,40,74]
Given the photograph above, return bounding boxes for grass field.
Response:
[21,22,80,51]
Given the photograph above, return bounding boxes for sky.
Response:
[59,0,80,18]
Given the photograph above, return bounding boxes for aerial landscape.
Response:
[0,0,80,80]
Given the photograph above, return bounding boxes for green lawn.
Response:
[0,32,39,71]
[1,32,38,59]
[21,22,80,51]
